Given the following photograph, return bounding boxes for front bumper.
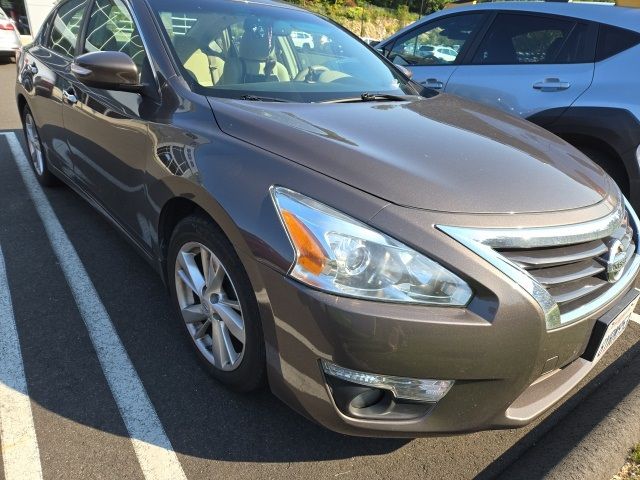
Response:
[258,261,638,436]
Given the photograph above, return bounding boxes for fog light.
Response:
[321,360,454,403]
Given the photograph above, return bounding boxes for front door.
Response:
[386,13,487,91]
[62,0,156,244]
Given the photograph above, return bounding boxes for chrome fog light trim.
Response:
[321,360,454,403]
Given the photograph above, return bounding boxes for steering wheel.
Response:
[294,65,330,83]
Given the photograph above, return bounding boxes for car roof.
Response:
[381,2,640,45]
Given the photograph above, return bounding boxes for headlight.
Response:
[270,187,472,306]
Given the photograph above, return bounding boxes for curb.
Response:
[495,329,640,480]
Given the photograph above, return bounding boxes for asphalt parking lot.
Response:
[1,60,640,480]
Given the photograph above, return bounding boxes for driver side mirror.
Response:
[395,64,413,80]
[71,51,144,93]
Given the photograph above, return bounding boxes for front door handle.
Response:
[533,78,571,92]
[62,88,78,105]
[28,63,38,75]
[420,78,444,89]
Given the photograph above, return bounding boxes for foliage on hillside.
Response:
[285,0,439,39]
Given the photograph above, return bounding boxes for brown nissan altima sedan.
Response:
[16,0,640,437]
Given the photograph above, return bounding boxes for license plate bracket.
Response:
[582,288,640,363]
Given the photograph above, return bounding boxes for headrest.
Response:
[240,17,273,61]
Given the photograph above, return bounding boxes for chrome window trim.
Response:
[438,198,640,330]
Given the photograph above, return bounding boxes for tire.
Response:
[21,105,59,187]
[167,214,266,392]
[579,146,629,197]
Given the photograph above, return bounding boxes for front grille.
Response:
[497,212,636,315]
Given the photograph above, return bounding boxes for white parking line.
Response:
[1,132,188,480]
[0,245,44,480]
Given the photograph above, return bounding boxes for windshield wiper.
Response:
[239,94,292,103]
[323,92,411,104]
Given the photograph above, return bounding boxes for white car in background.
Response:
[0,8,20,62]
[291,30,314,49]
[433,45,457,62]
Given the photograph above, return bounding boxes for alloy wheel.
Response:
[24,112,44,176]
[174,242,245,371]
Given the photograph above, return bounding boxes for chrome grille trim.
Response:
[438,198,640,330]
[458,200,624,249]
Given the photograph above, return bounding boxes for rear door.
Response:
[384,12,487,90]
[446,12,597,123]
[21,0,87,179]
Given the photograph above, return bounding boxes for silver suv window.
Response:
[473,13,591,65]
[596,24,640,62]
[389,14,483,66]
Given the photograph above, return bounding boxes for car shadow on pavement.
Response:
[476,337,640,479]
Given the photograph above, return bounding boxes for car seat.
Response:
[174,35,225,87]
[221,20,290,84]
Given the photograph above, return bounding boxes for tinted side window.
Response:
[37,10,54,44]
[389,14,484,66]
[84,0,147,76]
[473,13,590,65]
[47,0,86,57]
[596,24,640,61]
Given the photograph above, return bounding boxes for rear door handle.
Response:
[533,78,571,91]
[62,88,78,105]
[420,78,444,89]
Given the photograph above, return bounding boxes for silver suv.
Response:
[377,2,640,209]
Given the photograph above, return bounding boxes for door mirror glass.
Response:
[71,51,143,92]
[395,64,413,79]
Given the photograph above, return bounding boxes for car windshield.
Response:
[149,0,416,102]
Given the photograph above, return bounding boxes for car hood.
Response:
[210,94,614,214]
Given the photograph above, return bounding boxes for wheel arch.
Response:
[528,106,640,200]
[16,93,27,118]
[156,192,245,283]
[558,132,630,196]
[152,177,280,293]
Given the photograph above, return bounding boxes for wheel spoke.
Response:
[200,246,211,285]
[219,295,240,311]
[207,264,225,294]
[220,323,239,365]
[177,251,206,296]
[212,303,245,344]
[210,320,232,367]
[194,318,211,339]
[182,304,206,324]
